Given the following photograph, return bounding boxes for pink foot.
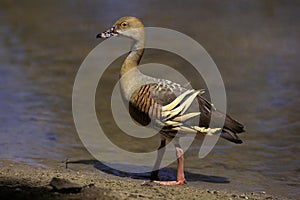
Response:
[153,179,187,185]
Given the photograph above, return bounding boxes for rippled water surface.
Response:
[0,1,299,199]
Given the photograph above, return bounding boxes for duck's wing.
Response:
[129,82,178,127]
[129,80,222,138]
[129,79,245,143]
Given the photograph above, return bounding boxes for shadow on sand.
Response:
[66,159,230,184]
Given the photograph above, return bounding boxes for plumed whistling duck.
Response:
[96,16,245,185]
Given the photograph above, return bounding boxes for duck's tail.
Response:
[220,114,245,144]
[197,95,245,144]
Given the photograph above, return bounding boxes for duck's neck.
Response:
[120,38,145,77]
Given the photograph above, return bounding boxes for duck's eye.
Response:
[121,22,128,27]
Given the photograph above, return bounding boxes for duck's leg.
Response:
[150,137,166,181]
[154,139,187,185]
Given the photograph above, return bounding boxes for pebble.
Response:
[141,181,153,187]
[130,193,151,198]
[56,173,62,177]
[213,190,219,195]
[239,194,249,199]
[50,177,82,193]
[207,190,219,195]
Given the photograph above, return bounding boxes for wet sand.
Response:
[0,160,284,200]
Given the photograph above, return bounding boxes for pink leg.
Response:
[153,144,187,185]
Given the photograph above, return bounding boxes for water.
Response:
[0,0,299,199]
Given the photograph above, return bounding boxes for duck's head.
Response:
[97,16,144,41]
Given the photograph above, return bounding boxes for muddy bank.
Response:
[0,160,283,200]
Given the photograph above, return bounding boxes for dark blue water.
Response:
[0,1,299,199]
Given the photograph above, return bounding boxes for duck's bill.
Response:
[96,26,118,38]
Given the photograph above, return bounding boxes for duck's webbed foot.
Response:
[153,179,187,185]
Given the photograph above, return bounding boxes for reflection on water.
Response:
[0,0,299,198]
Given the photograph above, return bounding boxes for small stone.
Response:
[130,193,151,198]
[231,194,237,198]
[207,190,219,194]
[240,194,249,199]
[141,181,153,187]
[130,193,138,198]
[87,183,95,187]
[50,177,82,193]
